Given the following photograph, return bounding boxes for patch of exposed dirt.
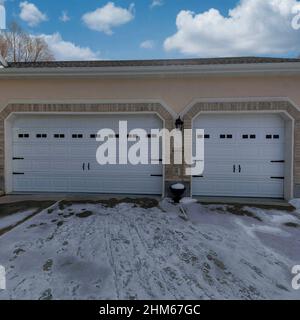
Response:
[59,197,159,210]
[43,259,53,272]
[0,201,55,217]
[76,211,94,218]
[0,201,55,236]
[13,248,25,256]
[57,221,64,227]
[206,204,263,221]
[283,222,299,228]
[39,289,53,300]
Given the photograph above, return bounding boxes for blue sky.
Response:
[2,0,300,60]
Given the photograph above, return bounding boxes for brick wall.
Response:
[1,100,300,197]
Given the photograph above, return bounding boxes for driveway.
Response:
[0,198,299,300]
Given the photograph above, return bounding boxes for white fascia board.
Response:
[1,62,300,78]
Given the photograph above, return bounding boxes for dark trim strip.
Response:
[193,175,204,178]
[151,174,163,177]
[13,157,24,160]
[271,176,284,180]
[13,172,25,175]
[271,160,285,163]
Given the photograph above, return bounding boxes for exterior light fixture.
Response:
[175,117,184,131]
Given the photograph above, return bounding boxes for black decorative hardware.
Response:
[175,117,184,131]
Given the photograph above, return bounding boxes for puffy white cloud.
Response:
[150,0,163,9]
[40,33,100,60]
[140,40,155,49]
[60,11,70,23]
[164,0,300,57]
[82,2,135,35]
[19,1,47,27]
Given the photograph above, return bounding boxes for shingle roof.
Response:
[5,57,300,69]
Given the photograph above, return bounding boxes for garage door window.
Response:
[54,134,65,139]
[72,134,83,139]
[36,134,47,138]
[266,134,280,140]
[220,134,233,139]
[18,134,29,138]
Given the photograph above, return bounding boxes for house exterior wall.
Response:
[1,75,300,114]
[0,74,300,198]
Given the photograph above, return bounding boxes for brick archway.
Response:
[182,100,300,199]
[0,102,175,191]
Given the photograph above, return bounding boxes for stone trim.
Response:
[183,100,300,121]
[182,100,300,187]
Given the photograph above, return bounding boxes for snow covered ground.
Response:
[0,198,300,300]
[0,209,39,232]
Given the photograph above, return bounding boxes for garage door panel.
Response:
[192,114,285,198]
[235,145,284,160]
[193,179,236,196]
[235,162,284,177]
[204,145,237,159]
[11,114,163,195]
[193,178,284,198]
[13,144,53,158]
[234,180,283,198]
[13,171,162,194]
[13,175,70,192]
[79,176,161,194]
[13,160,85,172]
[202,161,236,176]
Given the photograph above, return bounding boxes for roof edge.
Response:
[1,61,300,78]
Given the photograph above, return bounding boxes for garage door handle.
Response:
[88,163,90,171]
[239,165,241,173]
[82,163,85,171]
[233,165,236,173]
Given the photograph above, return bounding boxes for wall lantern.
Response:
[175,117,184,131]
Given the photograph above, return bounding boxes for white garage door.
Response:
[192,114,285,198]
[11,114,163,195]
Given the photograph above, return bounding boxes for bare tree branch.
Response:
[0,21,54,62]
